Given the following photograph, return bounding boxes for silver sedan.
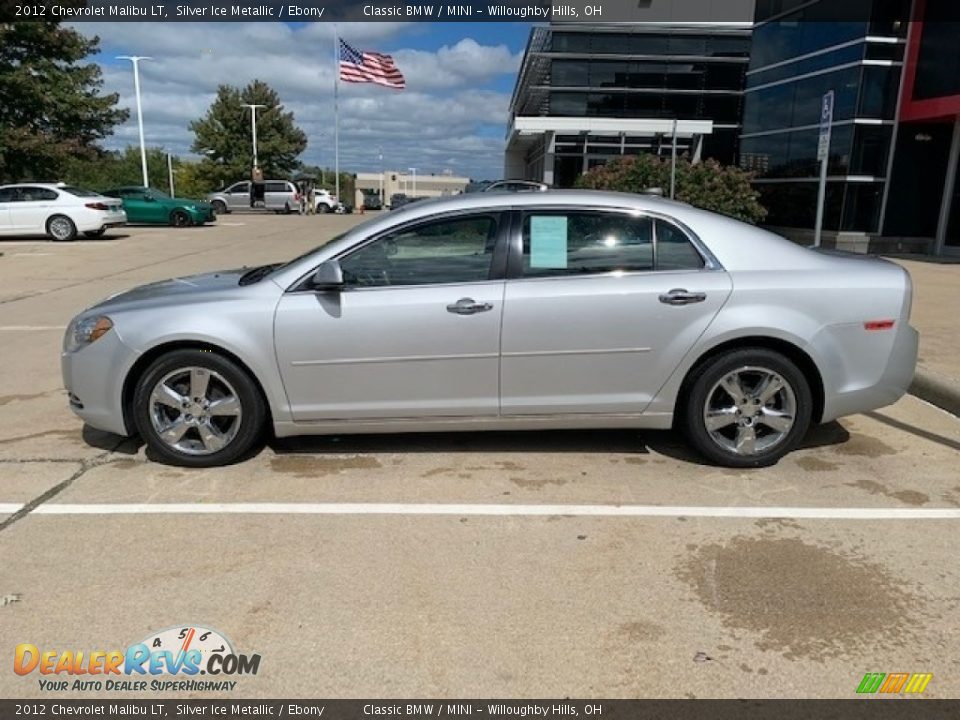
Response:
[61,191,918,468]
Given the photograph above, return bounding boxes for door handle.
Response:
[659,288,707,306]
[446,298,494,315]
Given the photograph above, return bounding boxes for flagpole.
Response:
[333,23,340,205]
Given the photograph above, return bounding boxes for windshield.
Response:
[267,212,389,278]
[58,186,100,197]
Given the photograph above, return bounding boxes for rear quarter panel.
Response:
[645,233,913,422]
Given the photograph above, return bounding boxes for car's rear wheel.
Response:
[170,210,191,227]
[681,348,812,468]
[83,228,107,239]
[133,349,266,467]
[47,215,77,242]
[211,200,227,215]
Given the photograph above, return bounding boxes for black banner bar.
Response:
[1,700,959,720]
[5,0,960,23]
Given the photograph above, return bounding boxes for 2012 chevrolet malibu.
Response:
[62,191,918,468]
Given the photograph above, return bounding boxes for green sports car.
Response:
[102,187,216,227]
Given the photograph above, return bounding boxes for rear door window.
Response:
[521,212,654,278]
[520,211,705,277]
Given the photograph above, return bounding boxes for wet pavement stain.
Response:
[847,479,929,506]
[495,460,526,472]
[0,391,52,407]
[269,455,382,477]
[510,476,568,490]
[623,457,647,465]
[108,459,140,470]
[617,620,666,643]
[795,456,839,472]
[834,433,896,458]
[421,466,454,479]
[677,536,918,660]
[0,429,79,447]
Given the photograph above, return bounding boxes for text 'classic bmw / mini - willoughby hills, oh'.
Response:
[61,190,918,468]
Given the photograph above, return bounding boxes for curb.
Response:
[909,369,960,417]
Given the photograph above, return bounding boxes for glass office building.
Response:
[506,20,753,188]
[741,0,960,254]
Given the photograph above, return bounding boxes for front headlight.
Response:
[64,315,113,353]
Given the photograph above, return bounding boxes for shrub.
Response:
[574,154,767,224]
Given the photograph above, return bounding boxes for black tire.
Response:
[211,200,228,215]
[284,203,292,215]
[132,349,267,467]
[170,210,191,228]
[46,215,77,242]
[84,228,107,239]
[320,203,332,214]
[680,348,812,468]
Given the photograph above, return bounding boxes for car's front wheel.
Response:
[681,348,812,468]
[211,200,227,215]
[170,210,191,227]
[133,349,267,467]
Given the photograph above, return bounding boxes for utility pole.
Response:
[241,103,268,171]
[117,56,152,187]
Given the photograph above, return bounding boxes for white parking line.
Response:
[2,503,960,519]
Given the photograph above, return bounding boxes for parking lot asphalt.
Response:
[1,214,960,699]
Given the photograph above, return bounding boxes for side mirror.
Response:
[310,260,344,291]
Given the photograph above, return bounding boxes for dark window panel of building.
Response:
[858,65,900,119]
[883,123,955,237]
[747,43,864,88]
[750,21,868,70]
[757,181,845,230]
[913,18,960,99]
[850,125,893,176]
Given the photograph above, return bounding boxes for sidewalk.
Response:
[890,257,960,412]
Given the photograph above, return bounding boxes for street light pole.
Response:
[241,103,268,170]
[408,167,417,197]
[117,56,152,188]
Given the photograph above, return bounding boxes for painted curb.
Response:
[910,369,960,417]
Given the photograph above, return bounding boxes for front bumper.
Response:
[61,328,139,437]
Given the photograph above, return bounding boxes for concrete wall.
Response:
[355,171,469,202]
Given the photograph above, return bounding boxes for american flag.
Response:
[339,39,406,90]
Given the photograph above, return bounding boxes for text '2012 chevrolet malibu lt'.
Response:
[62,190,918,468]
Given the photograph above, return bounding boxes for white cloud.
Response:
[74,22,519,180]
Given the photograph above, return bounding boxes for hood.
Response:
[89,268,249,311]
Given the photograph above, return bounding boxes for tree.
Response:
[190,80,307,184]
[0,23,128,183]
[62,146,169,191]
[575,154,767,225]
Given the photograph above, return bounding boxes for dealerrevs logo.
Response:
[14,625,261,692]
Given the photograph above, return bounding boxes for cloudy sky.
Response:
[73,22,532,181]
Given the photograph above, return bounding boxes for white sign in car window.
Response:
[529,216,568,269]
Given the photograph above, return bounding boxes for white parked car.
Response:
[0,183,126,241]
[313,189,338,213]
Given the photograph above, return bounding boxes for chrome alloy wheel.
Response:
[49,217,74,240]
[148,367,242,455]
[702,366,797,457]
